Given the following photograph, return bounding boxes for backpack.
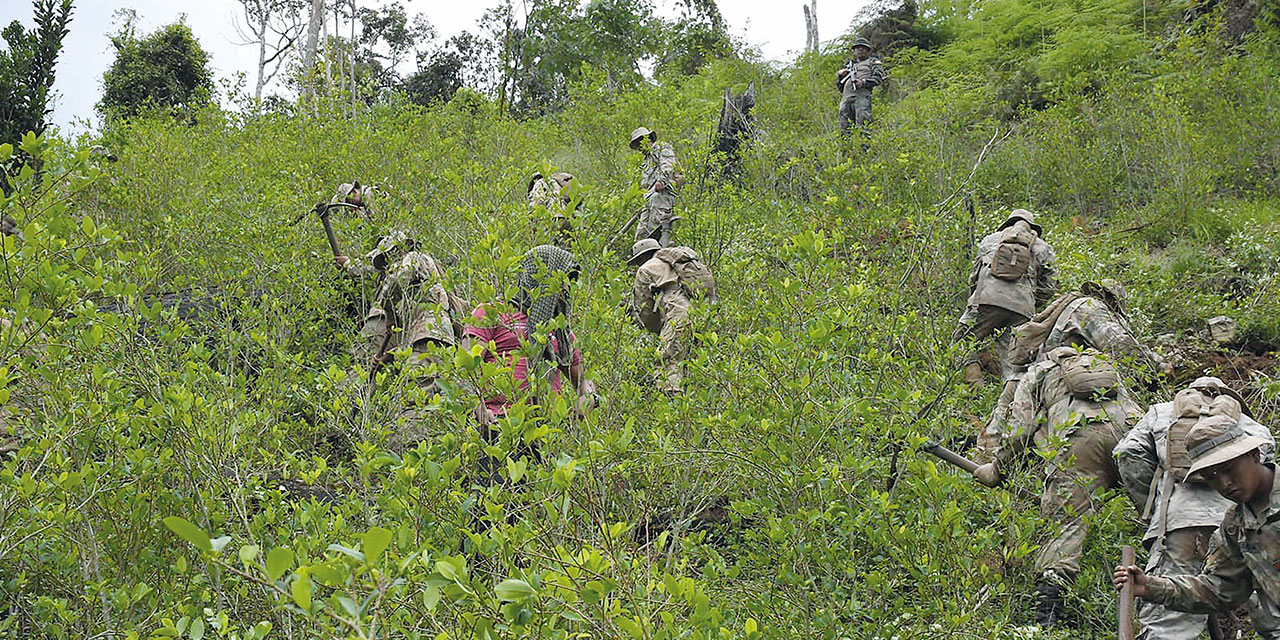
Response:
[1008,293,1086,366]
[1167,388,1242,481]
[1054,348,1120,400]
[989,223,1037,281]
[655,247,717,300]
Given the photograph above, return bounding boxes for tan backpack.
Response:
[1054,348,1120,400]
[1167,388,1242,481]
[655,247,716,300]
[989,223,1037,281]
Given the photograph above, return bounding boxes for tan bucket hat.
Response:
[630,127,657,148]
[627,238,661,266]
[997,208,1043,235]
[1184,415,1269,481]
[1190,376,1252,417]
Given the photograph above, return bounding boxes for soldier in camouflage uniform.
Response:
[954,209,1057,387]
[335,231,468,371]
[527,171,576,245]
[1115,414,1280,639]
[979,278,1165,453]
[1114,378,1278,639]
[630,127,683,246]
[628,238,715,395]
[974,346,1141,627]
[835,38,886,136]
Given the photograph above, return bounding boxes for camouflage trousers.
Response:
[953,304,1029,382]
[1035,420,1121,578]
[838,95,872,136]
[636,200,675,244]
[657,289,692,394]
[1137,526,1280,640]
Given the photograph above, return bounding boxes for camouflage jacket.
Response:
[346,252,467,352]
[836,57,886,99]
[1114,402,1274,542]
[1044,297,1162,372]
[966,226,1057,318]
[640,142,680,210]
[1146,477,1280,614]
[529,176,570,218]
[986,348,1141,469]
[632,255,688,334]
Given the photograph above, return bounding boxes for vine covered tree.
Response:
[98,15,215,119]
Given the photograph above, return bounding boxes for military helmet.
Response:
[852,37,872,51]
[630,127,657,149]
[627,238,661,266]
[997,208,1043,235]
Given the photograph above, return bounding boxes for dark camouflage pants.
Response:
[953,304,1029,381]
[1035,420,1121,578]
[838,95,872,135]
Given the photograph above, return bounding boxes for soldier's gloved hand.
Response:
[972,463,1001,487]
[654,180,667,192]
[334,255,349,268]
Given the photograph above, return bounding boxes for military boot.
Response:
[1034,578,1067,628]
[964,361,985,388]
[659,363,684,396]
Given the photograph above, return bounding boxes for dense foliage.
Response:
[0,0,72,188]
[2,0,1279,638]
[99,18,215,119]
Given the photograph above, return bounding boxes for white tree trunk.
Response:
[807,0,820,52]
[302,0,324,101]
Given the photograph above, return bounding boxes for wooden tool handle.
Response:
[1119,545,1136,640]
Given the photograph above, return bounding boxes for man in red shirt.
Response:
[463,246,594,479]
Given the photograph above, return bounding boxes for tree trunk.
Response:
[803,5,813,52]
[349,0,357,114]
[806,0,819,52]
[254,14,268,100]
[302,0,324,102]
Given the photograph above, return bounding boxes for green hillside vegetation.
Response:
[2,0,1279,637]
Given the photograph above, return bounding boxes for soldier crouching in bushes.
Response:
[975,347,1141,627]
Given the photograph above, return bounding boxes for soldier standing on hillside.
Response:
[627,238,716,395]
[1114,378,1280,639]
[953,208,1057,387]
[835,37,886,136]
[974,346,1142,627]
[630,126,683,246]
[528,171,576,245]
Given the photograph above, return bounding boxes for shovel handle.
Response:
[1119,545,1136,640]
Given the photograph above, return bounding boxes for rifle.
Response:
[1118,545,1136,640]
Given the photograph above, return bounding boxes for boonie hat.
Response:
[627,238,661,266]
[630,127,657,148]
[997,208,1043,235]
[1184,415,1269,481]
[852,37,872,50]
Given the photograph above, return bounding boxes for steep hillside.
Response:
[2,2,1279,638]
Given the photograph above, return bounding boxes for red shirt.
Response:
[463,304,581,416]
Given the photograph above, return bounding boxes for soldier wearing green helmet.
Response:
[835,37,886,136]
